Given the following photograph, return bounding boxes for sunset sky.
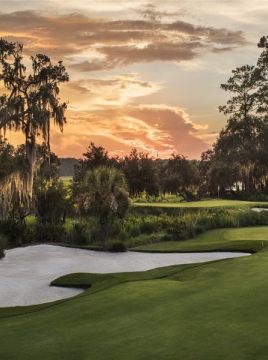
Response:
[0,1,267,159]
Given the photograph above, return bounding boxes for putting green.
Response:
[133,199,268,208]
[133,226,268,253]
[224,227,268,241]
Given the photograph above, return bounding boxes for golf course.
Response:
[1,217,268,359]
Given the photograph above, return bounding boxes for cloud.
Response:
[133,3,189,22]
[0,10,248,70]
[46,103,210,159]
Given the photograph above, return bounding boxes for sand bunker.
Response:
[0,245,248,307]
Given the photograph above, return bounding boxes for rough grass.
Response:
[1,249,268,359]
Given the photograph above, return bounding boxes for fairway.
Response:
[133,199,268,208]
[1,249,268,359]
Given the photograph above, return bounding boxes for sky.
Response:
[0,0,267,160]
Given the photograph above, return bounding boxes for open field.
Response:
[1,247,268,359]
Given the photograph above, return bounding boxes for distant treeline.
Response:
[59,158,79,176]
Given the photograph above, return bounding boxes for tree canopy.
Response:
[0,39,69,216]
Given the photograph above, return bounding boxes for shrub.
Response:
[34,223,66,243]
[118,230,128,241]
[0,235,6,259]
[68,220,90,245]
[0,218,27,246]
[128,224,140,238]
[108,240,126,252]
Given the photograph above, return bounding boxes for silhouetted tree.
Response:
[0,39,69,213]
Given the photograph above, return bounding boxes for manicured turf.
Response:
[1,249,268,359]
[133,199,268,207]
[2,216,268,358]
[133,226,268,253]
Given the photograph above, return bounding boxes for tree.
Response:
[33,145,72,226]
[122,148,159,198]
[162,154,199,201]
[71,142,118,198]
[0,137,27,220]
[198,149,215,197]
[77,166,131,251]
[0,39,69,213]
[218,62,267,192]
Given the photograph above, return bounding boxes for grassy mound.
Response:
[1,248,268,359]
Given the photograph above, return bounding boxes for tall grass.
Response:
[121,206,268,248]
[53,206,268,249]
[1,204,267,252]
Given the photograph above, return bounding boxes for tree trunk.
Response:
[25,135,36,203]
[100,216,108,252]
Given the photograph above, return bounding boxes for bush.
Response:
[0,219,27,246]
[0,235,6,259]
[108,240,126,252]
[67,220,90,245]
[128,225,140,238]
[34,223,66,242]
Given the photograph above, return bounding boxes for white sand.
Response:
[0,245,248,307]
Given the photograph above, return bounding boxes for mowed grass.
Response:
[133,199,268,208]
[1,249,268,359]
[133,226,268,253]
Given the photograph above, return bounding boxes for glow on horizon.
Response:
[0,1,266,159]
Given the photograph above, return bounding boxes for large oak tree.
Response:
[0,39,69,216]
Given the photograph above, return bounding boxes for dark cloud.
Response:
[70,42,202,72]
[134,3,189,22]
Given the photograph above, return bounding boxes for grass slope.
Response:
[132,226,268,253]
[1,249,268,359]
[133,199,268,208]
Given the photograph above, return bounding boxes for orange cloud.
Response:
[45,102,210,160]
[0,10,247,69]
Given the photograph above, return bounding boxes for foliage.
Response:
[66,220,90,245]
[0,234,6,259]
[121,148,159,198]
[0,39,69,215]
[33,223,66,243]
[107,240,127,252]
[0,218,27,246]
[213,39,268,194]
[77,166,131,251]
[161,154,200,200]
[34,178,73,226]
[120,205,268,248]
[0,138,28,220]
[71,142,118,197]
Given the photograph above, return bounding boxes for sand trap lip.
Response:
[0,245,249,308]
